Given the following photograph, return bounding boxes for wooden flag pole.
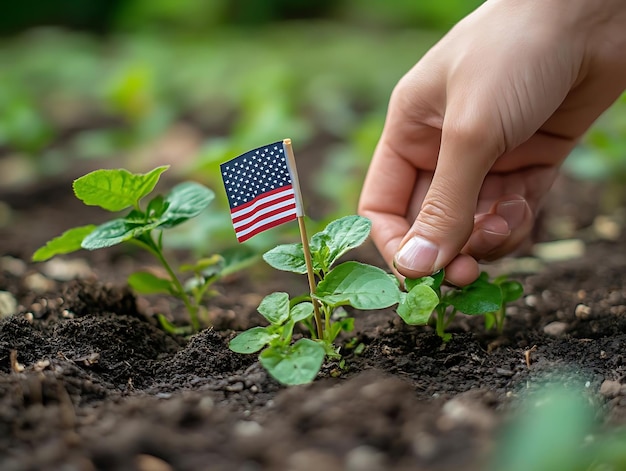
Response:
[283,139,324,340]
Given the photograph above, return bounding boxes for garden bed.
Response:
[1,169,625,471]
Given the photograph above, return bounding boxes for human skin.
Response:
[358,0,626,286]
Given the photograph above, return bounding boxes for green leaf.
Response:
[263,243,307,274]
[499,280,524,304]
[73,166,169,211]
[229,327,274,354]
[290,302,314,322]
[146,194,167,219]
[260,338,326,385]
[329,316,355,342]
[220,246,259,278]
[484,312,497,330]
[81,218,154,250]
[180,254,224,275]
[405,269,444,291]
[397,284,439,325]
[32,225,97,261]
[258,292,290,325]
[446,274,502,315]
[156,313,193,336]
[128,271,172,295]
[122,208,150,224]
[310,234,332,272]
[311,215,371,268]
[157,182,214,228]
[315,261,402,309]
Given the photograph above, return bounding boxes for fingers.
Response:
[441,254,480,287]
[359,139,419,271]
[428,196,531,287]
[465,196,533,262]
[393,115,502,279]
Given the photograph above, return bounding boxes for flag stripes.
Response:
[220,141,301,242]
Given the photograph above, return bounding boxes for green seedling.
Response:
[483,274,525,334]
[229,215,402,385]
[398,271,523,341]
[32,166,229,333]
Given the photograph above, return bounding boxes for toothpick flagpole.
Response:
[283,138,324,340]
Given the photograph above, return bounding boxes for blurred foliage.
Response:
[0,22,442,251]
[0,0,122,35]
[1,0,624,253]
[563,92,626,211]
[565,93,626,181]
[0,0,482,34]
[489,380,626,471]
[337,0,484,29]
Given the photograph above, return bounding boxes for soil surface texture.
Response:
[1,170,625,471]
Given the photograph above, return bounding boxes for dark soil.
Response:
[1,168,626,471]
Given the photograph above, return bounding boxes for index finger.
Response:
[358,138,420,270]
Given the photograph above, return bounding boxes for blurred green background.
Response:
[0,0,624,252]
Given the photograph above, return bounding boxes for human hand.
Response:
[359,0,626,286]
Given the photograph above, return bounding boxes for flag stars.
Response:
[220,142,295,209]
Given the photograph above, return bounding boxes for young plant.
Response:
[229,215,402,385]
[483,274,524,334]
[398,271,523,341]
[32,166,228,333]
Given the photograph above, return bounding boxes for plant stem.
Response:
[497,308,505,334]
[436,307,446,340]
[141,233,200,332]
[443,309,457,330]
[323,305,332,342]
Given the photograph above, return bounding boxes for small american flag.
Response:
[221,140,303,242]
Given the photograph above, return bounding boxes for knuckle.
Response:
[418,199,459,231]
[443,113,506,158]
[417,193,474,241]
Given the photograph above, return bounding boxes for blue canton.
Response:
[220,141,292,209]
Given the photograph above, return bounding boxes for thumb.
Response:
[394,126,498,278]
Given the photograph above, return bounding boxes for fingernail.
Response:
[395,236,439,274]
[481,216,510,236]
[496,199,527,230]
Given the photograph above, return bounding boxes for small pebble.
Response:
[525,295,539,308]
[41,258,93,281]
[345,446,387,471]
[198,396,214,413]
[532,239,585,262]
[593,215,621,241]
[495,368,514,377]
[234,420,263,439]
[575,304,592,320]
[543,321,568,337]
[608,291,622,304]
[439,396,496,431]
[0,291,18,317]
[226,381,244,392]
[23,273,56,294]
[0,256,26,276]
[599,380,622,398]
[134,454,174,471]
